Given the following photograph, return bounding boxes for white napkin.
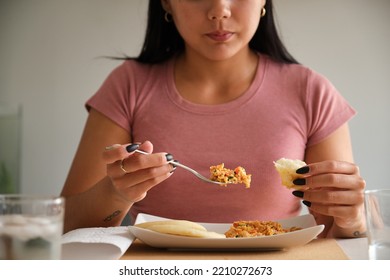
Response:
[61,226,135,260]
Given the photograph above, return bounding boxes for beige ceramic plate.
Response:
[128,213,324,250]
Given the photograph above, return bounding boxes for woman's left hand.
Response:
[292,160,366,236]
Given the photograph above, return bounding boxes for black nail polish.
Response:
[126,144,139,153]
[170,160,177,173]
[165,153,174,161]
[170,160,178,173]
[302,200,311,207]
[293,178,306,185]
[296,166,310,174]
[292,191,304,198]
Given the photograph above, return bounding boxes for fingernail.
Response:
[302,200,311,207]
[126,144,140,153]
[292,191,304,198]
[165,153,174,161]
[293,178,306,185]
[296,166,310,174]
[170,160,178,173]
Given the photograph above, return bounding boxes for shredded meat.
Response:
[210,163,251,188]
[225,220,302,238]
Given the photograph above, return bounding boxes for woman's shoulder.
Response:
[118,58,171,74]
[101,58,172,88]
[262,54,311,75]
[262,54,333,87]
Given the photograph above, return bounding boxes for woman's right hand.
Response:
[103,141,175,204]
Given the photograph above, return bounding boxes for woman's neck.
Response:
[174,48,259,105]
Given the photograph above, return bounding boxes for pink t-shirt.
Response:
[87,54,356,223]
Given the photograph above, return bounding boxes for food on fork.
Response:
[135,220,225,238]
[273,158,307,189]
[209,163,251,188]
[225,220,302,238]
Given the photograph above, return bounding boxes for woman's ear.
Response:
[161,0,171,13]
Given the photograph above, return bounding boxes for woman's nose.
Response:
[207,0,231,21]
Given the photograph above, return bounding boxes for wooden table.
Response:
[121,238,349,260]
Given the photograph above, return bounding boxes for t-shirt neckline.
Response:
[164,53,267,115]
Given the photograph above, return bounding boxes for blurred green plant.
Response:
[0,162,15,194]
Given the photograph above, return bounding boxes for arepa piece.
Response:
[135,220,207,232]
[274,158,307,189]
[135,219,225,238]
[144,224,225,238]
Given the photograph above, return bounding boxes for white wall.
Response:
[0,0,389,195]
[0,0,147,195]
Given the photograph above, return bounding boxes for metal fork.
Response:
[134,149,229,185]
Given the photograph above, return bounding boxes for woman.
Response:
[61,0,366,238]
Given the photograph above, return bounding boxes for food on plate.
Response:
[135,220,225,238]
[273,158,307,189]
[210,163,251,188]
[224,220,302,238]
[135,220,206,231]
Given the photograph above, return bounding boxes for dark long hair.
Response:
[135,0,298,64]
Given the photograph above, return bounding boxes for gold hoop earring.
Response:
[164,12,173,23]
[261,8,266,17]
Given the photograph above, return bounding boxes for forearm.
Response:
[62,177,133,233]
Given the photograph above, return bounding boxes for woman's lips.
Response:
[206,31,234,42]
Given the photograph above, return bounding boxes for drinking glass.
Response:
[0,194,65,260]
[364,189,390,260]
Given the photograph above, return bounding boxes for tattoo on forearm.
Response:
[103,210,122,222]
[353,231,367,237]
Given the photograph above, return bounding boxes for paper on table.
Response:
[61,226,135,260]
